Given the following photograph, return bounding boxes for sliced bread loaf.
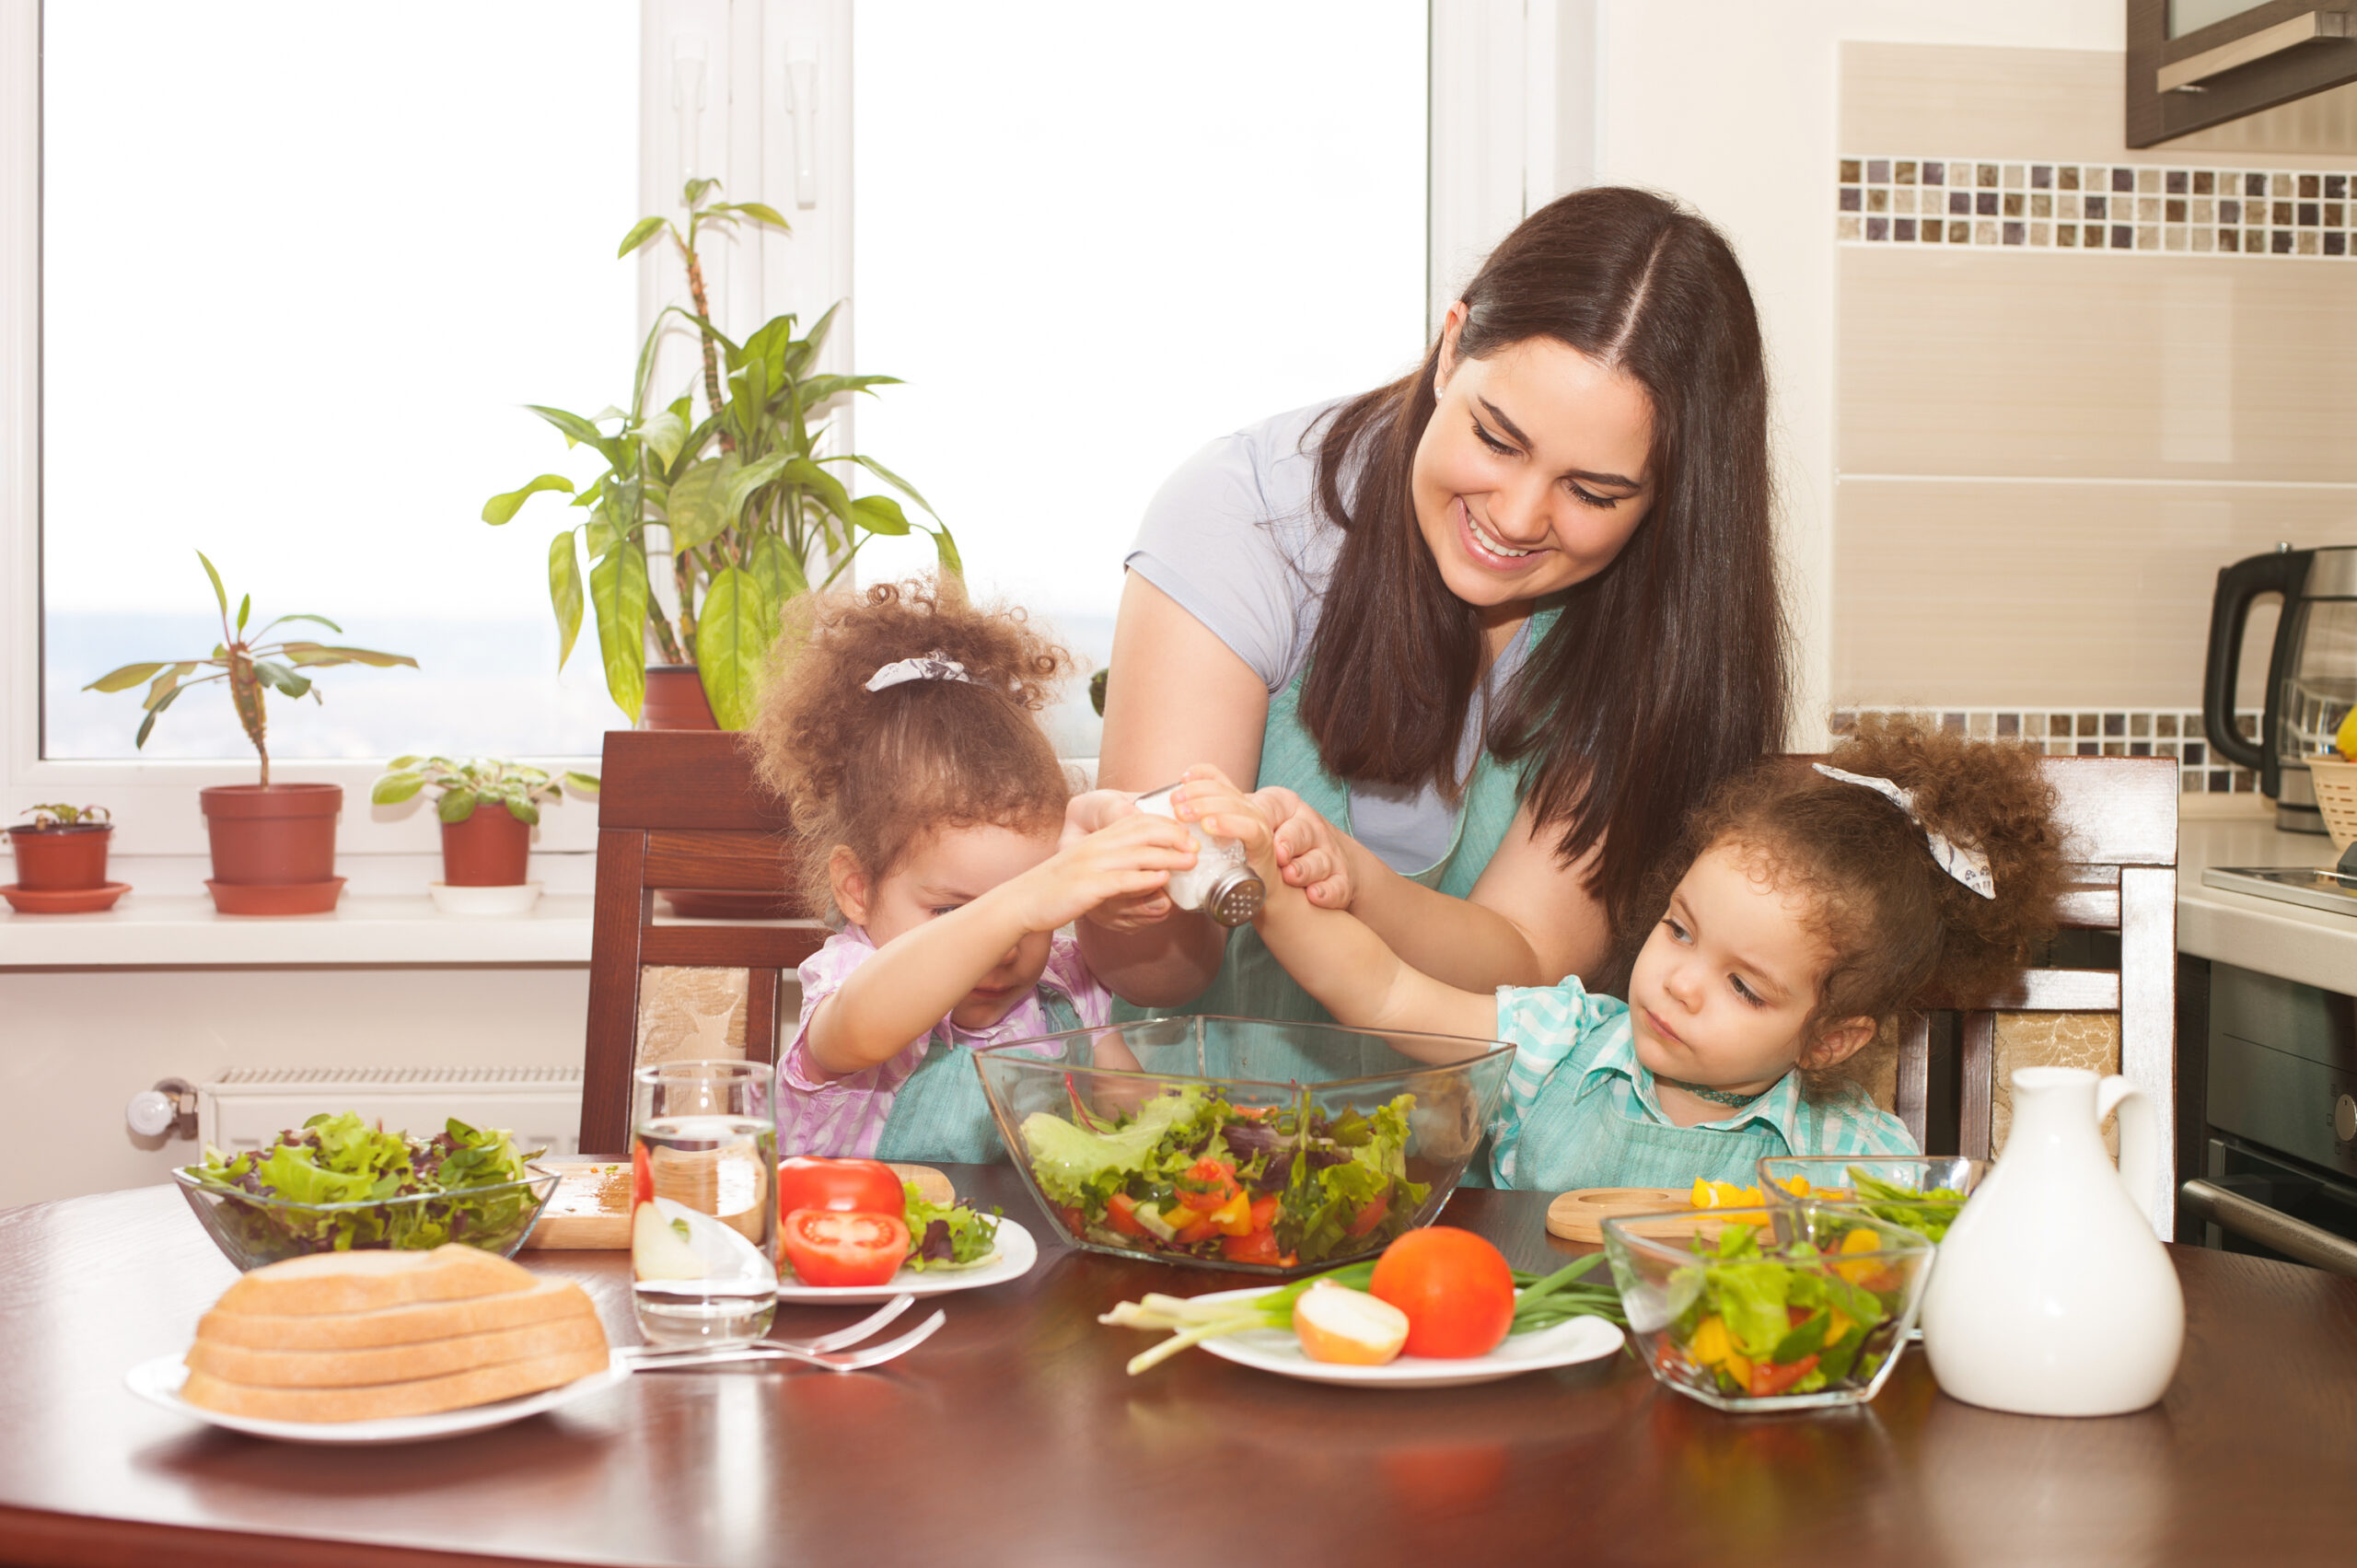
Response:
[180,1345,610,1423]
[187,1305,605,1388]
[196,1275,590,1351]
[214,1244,536,1317]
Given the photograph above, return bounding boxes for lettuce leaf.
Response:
[1020,1086,1213,1210]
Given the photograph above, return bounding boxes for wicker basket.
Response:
[2305,757,2357,853]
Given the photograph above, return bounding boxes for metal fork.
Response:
[625,1307,946,1374]
[623,1292,916,1365]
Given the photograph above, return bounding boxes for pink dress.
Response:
[776,925,1112,1159]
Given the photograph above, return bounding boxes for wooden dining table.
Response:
[1,1164,2351,1568]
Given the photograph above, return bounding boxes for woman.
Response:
[1079,186,1788,1028]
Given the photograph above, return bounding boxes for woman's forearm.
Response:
[1074,910,1226,1008]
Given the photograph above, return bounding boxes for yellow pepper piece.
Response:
[1833,1225,1884,1283]
[1689,1314,1735,1366]
[1208,1190,1254,1237]
[1826,1307,1855,1345]
[1779,1174,1811,1197]
[1723,1349,1753,1387]
[1690,1177,1714,1208]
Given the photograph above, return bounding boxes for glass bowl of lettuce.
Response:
[174,1111,559,1269]
[972,1015,1515,1277]
[1603,1202,1935,1412]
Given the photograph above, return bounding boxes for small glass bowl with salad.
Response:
[1602,1202,1935,1412]
[175,1111,560,1269]
[973,1014,1515,1278]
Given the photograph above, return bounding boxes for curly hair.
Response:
[748,575,1074,918]
[1658,714,2071,1093]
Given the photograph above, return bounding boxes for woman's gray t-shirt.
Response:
[1124,400,1532,876]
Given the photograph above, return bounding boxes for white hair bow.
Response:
[1812,763,1996,900]
[864,653,972,693]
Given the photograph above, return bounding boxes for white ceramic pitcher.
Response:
[1920,1066,2183,1416]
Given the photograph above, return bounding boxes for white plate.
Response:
[124,1353,631,1445]
[428,880,541,916]
[1187,1286,1624,1388]
[774,1216,1039,1306]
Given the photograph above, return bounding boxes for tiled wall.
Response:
[1832,43,2357,718]
[1839,157,2357,256]
[1832,706,2261,796]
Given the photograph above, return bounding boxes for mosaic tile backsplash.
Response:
[1837,157,2357,257]
[1832,707,2261,796]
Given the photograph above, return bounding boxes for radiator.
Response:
[195,1066,585,1157]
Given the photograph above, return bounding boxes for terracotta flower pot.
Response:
[199,784,344,914]
[7,823,112,891]
[644,665,718,730]
[440,806,532,887]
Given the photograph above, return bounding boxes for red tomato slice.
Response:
[776,1157,905,1221]
[1345,1189,1391,1237]
[1221,1228,1283,1265]
[1748,1353,1820,1399]
[779,1208,911,1287]
[1248,1194,1281,1232]
[1175,1158,1241,1212]
[1368,1226,1516,1359]
[1107,1192,1150,1237]
[632,1143,653,1210]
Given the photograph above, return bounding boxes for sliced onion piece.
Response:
[1292,1280,1410,1365]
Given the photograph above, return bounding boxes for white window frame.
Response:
[0,0,1550,862]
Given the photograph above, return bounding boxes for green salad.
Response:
[1020,1085,1428,1267]
[1846,1167,1970,1243]
[1661,1223,1910,1400]
[902,1180,1002,1272]
[183,1111,547,1255]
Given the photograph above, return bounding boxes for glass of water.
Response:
[631,1059,778,1348]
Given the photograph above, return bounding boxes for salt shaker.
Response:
[1132,783,1265,927]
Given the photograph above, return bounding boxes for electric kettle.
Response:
[2203,542,2357,833]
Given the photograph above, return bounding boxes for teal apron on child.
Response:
[871,987,1087,1165]
[1504,1074,1789,1192]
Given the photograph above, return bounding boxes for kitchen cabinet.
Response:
[2130,0,2357,145]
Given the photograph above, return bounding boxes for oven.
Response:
[2195,962,2357,1265]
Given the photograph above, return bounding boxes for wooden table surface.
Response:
[2,1167,2352,1568]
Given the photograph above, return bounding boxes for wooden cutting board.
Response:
[522,1159,957,1249]
[1543,1187,1690,1245]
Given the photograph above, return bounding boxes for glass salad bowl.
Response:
[972,1015,1515,1278]
[172,1164,563,1271]
[1756,1156,1986,1342]
[1602,1202,1934,1413]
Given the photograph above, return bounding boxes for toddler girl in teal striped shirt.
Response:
[1178,717,2068,1190]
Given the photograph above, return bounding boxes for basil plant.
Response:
[485,180,956,729]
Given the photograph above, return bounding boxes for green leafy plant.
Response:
[85,552,416,787]
[16,804,110,830]
[485,179,958,730]
[370,757,599,825]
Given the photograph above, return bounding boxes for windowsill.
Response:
[0,891,598,969]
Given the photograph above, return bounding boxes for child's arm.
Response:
[1174,768,1501,1059]
[806,811,1197,1076]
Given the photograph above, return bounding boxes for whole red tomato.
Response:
[1368,1226,1515,1359]
[776,1157,905,1221]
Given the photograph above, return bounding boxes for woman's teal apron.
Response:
[1506,1074,1787,1192]
[871,988,1086,1165]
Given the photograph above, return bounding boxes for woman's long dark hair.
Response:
[1301,186,1787,940]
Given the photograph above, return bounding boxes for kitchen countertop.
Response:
[2177,809,2356,992]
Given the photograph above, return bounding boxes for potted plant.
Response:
[370,757,598,914]
[4,804,124,913]
[483,180,958,731]
[85,552,416,915]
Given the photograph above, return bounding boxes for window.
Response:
[40,0,639,763]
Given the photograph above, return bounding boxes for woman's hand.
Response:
[1014,811,1198,936]
[1063,790,1183,932]
[1248,784,1356,910]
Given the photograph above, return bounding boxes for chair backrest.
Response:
[1893,755,2178,1237]
[581,730,827,1154]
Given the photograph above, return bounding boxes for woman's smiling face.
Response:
[1411,307,1656,608]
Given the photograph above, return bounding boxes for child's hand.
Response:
[1062,789,1186,930]
[1248,784,1357,910]
[1171,765,1282,887]
[1010,811,1198,935]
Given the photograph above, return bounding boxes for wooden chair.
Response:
[1894,754,2179,1237]
[580,730,827,1155]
